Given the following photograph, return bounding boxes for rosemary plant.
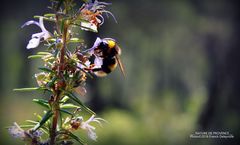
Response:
[8,0,122,144]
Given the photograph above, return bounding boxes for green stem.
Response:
[50,19,68,145]
[50,99,60,145]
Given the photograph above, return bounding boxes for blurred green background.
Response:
[0,0,240,145]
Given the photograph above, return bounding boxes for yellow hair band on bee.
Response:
[107,40,116,48]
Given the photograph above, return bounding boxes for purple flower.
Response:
[8,122,26,140]
[79,0,117,32]
[22,17,51,49]
[8,122,43,141]
[79,115,106,141]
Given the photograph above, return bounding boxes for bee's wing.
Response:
[116,55,126,78]
[75,86,87,97]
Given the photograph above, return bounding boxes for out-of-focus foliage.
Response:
[0,0,239,145]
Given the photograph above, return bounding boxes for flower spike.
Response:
[11,0,122,144]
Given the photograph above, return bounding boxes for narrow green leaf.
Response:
[24,120,50,135]
[64,91,95,115]
[59,110,63,130]
[69,38,84,43]
[13,87,46,92]
[26,120,39,124]
[60,104,80,109]
[37,52,52,55]
[40,128,49,136]
[33,99,49,108]
[44,13,56,17]
[38,67,54,73]
[28,55,43,59]
[47,76,57,88]
[68,132,86,145]
[34,113,43,121]
[59,109,74,116]
[58,130,86,145]
[34,110,53,131]
[18,125,36,128]
[6,124,44,130]
[26,120,50,133]
[47,43,55,50]
[60,96,69,103]
[48,38,57,43]
[53,49,59,58]
[34,16,55,22]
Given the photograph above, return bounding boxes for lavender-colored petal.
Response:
[21,20,40,28]
[94,56,103,68]
[31,32,45,38]
[92,119,102,126]
[87,129,97,141]
[97,15,104,25]
[85,115,95,124]
[94,117,108,123]
[102,10,118,23]
[32,31,51,42]
[94,5,106,10]
[97,1,112,5]
[78,60,91,69]
[94,37,102,46]
[31,130,43,138]
[83,37,102,53]
[87,125,96,130]
[8,122,26,140]
[38,17,48,32]
[27,37,41,49]
[22,17,51,49]
[77,63,84,69]
[42,31,52,40]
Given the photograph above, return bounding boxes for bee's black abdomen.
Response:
[101,57,116,73]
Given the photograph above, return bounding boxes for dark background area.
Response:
[0,0,240,145]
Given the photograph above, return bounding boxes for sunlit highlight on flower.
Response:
[80,21,98,32]
[22,17,51,49]
[80,115,106,141]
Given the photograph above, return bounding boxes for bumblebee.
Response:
[85,37,125,77]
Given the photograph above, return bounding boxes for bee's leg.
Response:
[91,68,102,72]
[83,64,96,71]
